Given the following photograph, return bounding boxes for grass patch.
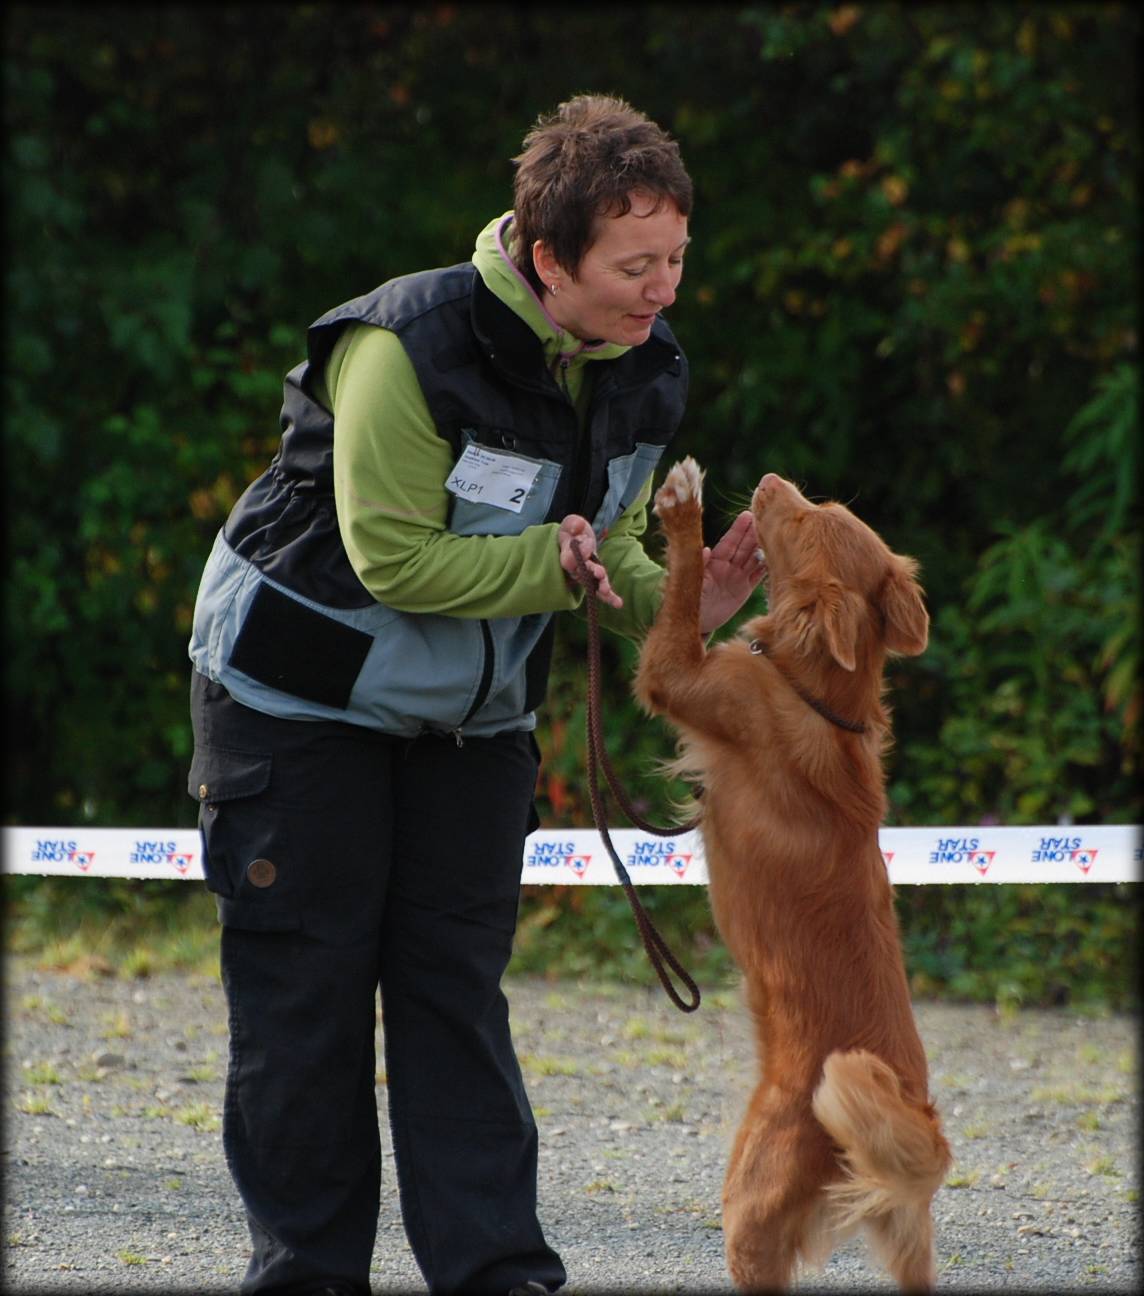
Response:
[1085,1153,1119,1178]
[4,872,1137,1012]
[519,1053,581,1078]
[22,1061,62,1085]
[939,1073,974,1091]
[610,1049,642,1069]
[99,1010,133,1040]
[122,948,156,979]
[5,877,219,979]
[15,1091,57,1116]
[1030,1083,1126,1105]
[174,1102,219,1130]
[18,995,71,1025]
[646,1047,688,1069]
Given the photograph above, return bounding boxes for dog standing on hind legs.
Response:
[635,458,952,1292]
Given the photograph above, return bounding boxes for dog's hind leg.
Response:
[864,1202,937,1293]
[722,1091,841,1292]
[724,1193,805,1292]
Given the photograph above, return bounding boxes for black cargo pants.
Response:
[189,673,566,1295]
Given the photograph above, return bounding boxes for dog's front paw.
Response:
[654,457,704,527]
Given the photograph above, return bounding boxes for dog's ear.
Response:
[819,581,864,672]
[880,557,929,656]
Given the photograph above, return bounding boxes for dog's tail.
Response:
[811,1049,951,1229]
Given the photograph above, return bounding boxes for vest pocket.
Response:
[228,580,372,709]
[447,432,562,536]
[592,441,667,534]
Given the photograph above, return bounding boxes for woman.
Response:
[187,95,763,1296]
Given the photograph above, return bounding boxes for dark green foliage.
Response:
[5,5,1139,1004]
[895,881,1139,1011]
[506,879,1139,1012]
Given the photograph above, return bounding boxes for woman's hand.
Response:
[698,509,767,635]
[558,515,623,609]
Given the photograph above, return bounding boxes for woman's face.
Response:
[536,191,689,346]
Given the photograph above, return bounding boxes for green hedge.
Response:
[5,873,1138,1013]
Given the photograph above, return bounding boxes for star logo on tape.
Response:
[1070,848,1098,875]
[968,850,995,876]
[666,853,692,879]
[564,854,591,878]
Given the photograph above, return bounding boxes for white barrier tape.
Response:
[3,825,1140,885]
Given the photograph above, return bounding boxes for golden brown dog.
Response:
[635,459,951,1292]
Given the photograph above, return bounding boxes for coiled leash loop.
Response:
[571,542,701,1013]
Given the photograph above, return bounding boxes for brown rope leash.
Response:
[572,542,701,1013]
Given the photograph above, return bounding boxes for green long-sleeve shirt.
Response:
[317,213,669,641]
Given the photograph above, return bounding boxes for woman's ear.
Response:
[532,240,561,292]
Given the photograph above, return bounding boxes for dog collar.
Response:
[748,639,868,735]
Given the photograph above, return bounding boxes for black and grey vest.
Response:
[188,263,688,738]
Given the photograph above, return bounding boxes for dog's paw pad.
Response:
[654,457,704,516]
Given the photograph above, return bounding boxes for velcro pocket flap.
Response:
[188,744,272,804]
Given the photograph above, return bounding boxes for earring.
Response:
[550,282,559,295]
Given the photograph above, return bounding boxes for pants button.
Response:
[246,858,277,888]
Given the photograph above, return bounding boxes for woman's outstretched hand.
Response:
[698,510,767,635]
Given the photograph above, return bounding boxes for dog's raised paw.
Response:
[654,457,704,517]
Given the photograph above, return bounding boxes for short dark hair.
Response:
[511,94,693,289]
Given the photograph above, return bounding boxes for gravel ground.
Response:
[4,957,1139,1294]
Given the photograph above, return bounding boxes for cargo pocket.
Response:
[188,744,301,932]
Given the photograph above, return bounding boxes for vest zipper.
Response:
[454,619,496,745]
